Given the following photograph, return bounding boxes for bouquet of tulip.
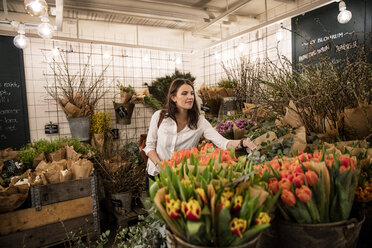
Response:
[256,150,360,224]
[150,144,280,246]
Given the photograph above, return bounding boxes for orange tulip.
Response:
[293,173,305,188]
[268,177,279,194]
[281,189,296,206]
[279,178,292,191]
[305,170,318,186]
[295,185,312,203]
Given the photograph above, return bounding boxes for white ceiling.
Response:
[1,0,336,46]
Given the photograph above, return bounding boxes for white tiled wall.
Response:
[193,19,292,88]
[20,31,192,146]
[1,14,292,148]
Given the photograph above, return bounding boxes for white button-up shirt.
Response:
[143,110,230,176]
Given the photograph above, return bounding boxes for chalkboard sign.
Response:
[0,36,30,150]
[292,0,372,67]
[45,124,59,134]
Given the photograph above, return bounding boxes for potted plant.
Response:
[95,142,146,215]
[114,85,136,125]
[45,47,109,141]
[144,69,196,110]
[90,112,113,158]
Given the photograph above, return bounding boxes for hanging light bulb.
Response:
[103,52,111,60]
[13,24,29,49]
[38,14,54,39]
[24,0,48,17]
[51,47,59,57]
[175,56,182,65]
[337,1,352,24]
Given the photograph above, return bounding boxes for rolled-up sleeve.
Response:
[202,118,230,150]
[143,110,161,155]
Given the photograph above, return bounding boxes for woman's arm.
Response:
[147,150,162,167]
[202,117,256,151]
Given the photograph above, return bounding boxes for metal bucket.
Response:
[166,229,260,248]
[111,191,132,215]
[277,216,365,248]
[67,117,91,141]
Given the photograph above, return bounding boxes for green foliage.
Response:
[217,79,234,88]
[144,96,163,111]
[116,207,167,248]
[122,142,144,165]
[147,69,196,109]
[19,137,95,165]
[119,85,136,95]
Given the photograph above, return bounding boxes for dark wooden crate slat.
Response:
[31,177,92,207]
[0,215,96,248]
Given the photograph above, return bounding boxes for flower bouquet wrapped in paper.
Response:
[256,150,360,224]
[150,144,280,246]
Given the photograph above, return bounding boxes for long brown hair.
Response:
[165,78,199,129]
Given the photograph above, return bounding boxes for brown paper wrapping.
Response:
[253,131,278,150]
[341,105,372,140]
[0,148,19,161]
[64,102,81,118]
[0,184,29,213]
[233,123,249,140]
[47,148,66,162]
[91,133,105,154]
[154,187,186,240]
[283,100,303,128]
[66,145,82,161]
[71,159,93,179]
[120,91,133,104]
[60,169,73,182]
[28,172,43,186]
[33,152,46,168]
[58,97,69,106]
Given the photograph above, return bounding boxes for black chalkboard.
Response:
[0,35,30,150]
[292,0,372,67]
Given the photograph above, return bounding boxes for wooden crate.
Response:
[0,176,100,248]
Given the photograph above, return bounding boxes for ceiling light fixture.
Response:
[24,0,48,17]
[13,24,29,49]
[337,1,352,24]
[38,13,54,39]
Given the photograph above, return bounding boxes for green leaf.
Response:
[149,181,159,201]
[231,224,270,246]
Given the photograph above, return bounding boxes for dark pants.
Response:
[146,174,156,194]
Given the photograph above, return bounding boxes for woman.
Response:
[143,78,256,181]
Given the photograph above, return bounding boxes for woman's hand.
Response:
[241,138,257,152]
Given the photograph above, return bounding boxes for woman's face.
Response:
[171,83,195,110]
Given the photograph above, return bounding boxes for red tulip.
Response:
[181,198,201,221]
[232,195,243,211]
[293,173,305,188]
[295,185,312,203]
[281,189,296,206]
